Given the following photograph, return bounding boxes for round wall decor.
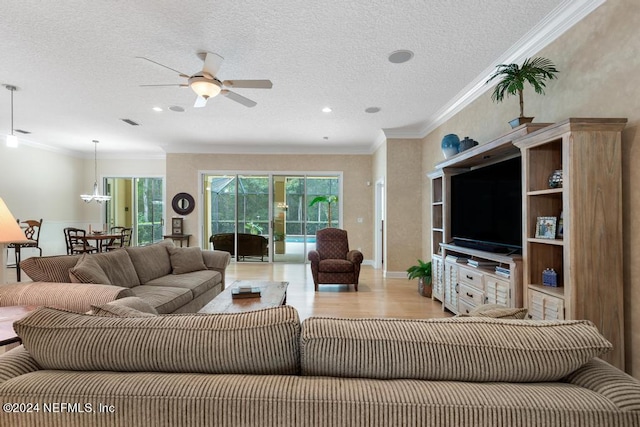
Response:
[172,192,195,215]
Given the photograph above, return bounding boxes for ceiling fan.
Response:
[137,52,272,108]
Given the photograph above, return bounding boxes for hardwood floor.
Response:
[225,262,452,321]
[5,263,452,321]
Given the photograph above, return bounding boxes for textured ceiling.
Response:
[0,1,592,156]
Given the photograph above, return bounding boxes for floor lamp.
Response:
[0,198,27,284]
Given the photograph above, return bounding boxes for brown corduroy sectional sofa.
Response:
[1,303,640,426]
[0,239,231,314]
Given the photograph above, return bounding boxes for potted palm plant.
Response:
[309,195,338,228]
[406,259,433,297]
[486,57,559,128]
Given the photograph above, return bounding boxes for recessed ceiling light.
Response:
[152,107,163,112]
[169,105,185,112]
[365,107,381,113]
[388,50,414,64]
[322,107,332,113]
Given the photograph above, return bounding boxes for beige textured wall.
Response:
[166,153,373,257]
[385,139,423,273]
[421,0,640,375]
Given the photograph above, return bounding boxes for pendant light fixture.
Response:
[80,140,111,203]
[5,85,18,148]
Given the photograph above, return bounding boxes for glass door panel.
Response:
[137,178,164,245]
[237,175,269,262]
[204,175,238,253]
[273,175,305,263]
[105,177,164,246]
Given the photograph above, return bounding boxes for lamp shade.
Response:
[0,198,27,243]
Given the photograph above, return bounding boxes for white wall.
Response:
[0,143,165,258]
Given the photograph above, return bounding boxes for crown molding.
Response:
[381,0,607,141]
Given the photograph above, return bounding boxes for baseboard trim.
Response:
[384,271,408,279]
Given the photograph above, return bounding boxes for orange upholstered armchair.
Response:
[308,228,363,291]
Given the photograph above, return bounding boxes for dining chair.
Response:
[63,227,98,255]
[105,226,133,251]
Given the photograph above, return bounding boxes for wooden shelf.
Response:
[528,188,563,196]
[529,284,564,298]
[527,238,564,246]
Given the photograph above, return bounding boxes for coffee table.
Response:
[199,280,288,314]
[0,306,37,347]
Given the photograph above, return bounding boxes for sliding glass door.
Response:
[105,177,164,246]
[203,172,340,263]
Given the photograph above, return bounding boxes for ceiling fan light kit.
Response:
[139,51,272,109]
[189,76,222,99]
[80,140,111,203]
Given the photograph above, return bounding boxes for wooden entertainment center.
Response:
[429,118,627,369]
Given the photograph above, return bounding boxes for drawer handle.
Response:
[528,314,533,319]
[465,309,470,314]
[466,292,474,298]
[466,275,473,280]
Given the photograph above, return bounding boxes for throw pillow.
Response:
[467,303,528,319]
[168,246,207,274]
[15,306,301,375]
[125,239,174,283]
[300,316,612,382]
[89,250,140,288]
[69,254,112,285]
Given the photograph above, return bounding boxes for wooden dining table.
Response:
[81,232,123,252]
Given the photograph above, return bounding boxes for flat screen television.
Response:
[450,156,522,254]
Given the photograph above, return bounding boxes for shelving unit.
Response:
[427,170,444,302]
[514,118,626,369]
[428,123,547,314]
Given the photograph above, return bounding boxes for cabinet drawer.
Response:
[458,299,476,316]
[459,284,484,306]
[458,266,484,290]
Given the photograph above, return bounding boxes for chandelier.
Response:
[80,140,111,203]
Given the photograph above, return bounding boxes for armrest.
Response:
[0,282,132,313]
[563,358,640,411]
[0,346,41,386]
[202,250,231,288]
[308,250,320,264]
[347,250,364,264]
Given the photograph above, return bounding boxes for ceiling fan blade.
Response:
[202,52,224,77]
[194,96,208,108]
[139,84,188,87]
[221,90,257,108]
[136,57,190,78]
[222,79,273,89]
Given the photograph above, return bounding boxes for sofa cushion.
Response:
[14,306,301,375]
[168,246,207,274]
[20,255,82,283]
[96,296,158,314]
[145,270,220,299]
[69,255,112,285]
[300,317,612,382]
[125,240,174,283]
[319,259,354,273]
[91,304,156,318]
[128,285,193,314]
